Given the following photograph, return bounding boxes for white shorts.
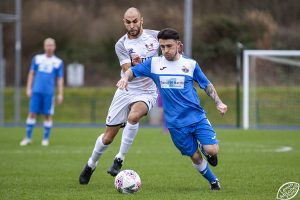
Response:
[106,89,158,126]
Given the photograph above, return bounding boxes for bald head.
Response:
[123,7,143,39]
[124,7,141,19]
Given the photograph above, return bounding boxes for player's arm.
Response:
[26,70,34,98]
[205,83,228,116]
[116,68,134,90]
[56,61,64,104]
[121,63,132,73]
[117,59,153,90]
[193,62,228,116]
[115,39,141,73]
[56,77,64,104]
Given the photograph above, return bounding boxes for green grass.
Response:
[0,127,300,200]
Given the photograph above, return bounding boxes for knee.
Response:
[102,133,114,145]
[205,145,219,156]
[28,113,37,119]
[127,112,142,124]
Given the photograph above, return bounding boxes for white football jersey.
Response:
[115,29,159,93]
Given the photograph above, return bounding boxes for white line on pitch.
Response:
[274,146,293,152]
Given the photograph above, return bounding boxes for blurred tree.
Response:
[1,0,299,86]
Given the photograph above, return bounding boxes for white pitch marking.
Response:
[275,146,293,152]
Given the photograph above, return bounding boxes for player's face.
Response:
[123,15,143,39]
[44,40,56,56]
[159,39,180,61]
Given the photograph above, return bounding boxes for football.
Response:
[114,170,141,194]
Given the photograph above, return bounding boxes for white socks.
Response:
[116,122,139,160]
[192,158,207,173]
[88,134,109,169]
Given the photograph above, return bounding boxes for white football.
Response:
[114,169,141,194]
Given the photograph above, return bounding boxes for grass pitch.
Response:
[0,127,299,200]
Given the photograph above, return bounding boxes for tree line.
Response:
[1,0,300,86]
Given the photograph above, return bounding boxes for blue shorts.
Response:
[168,118,218,156]
[29,93,54,115]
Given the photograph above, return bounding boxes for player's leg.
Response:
[41,94,55,146]
[42,115,52,146]
[108,93,157,176]
[107,102,147,176]
[195,118,219,167]
[115,101,147,160]
[191,149,220,190]
[79,126,121,184]
[168,126,220,190]
[20,93,40,146]
[79,89,129,184]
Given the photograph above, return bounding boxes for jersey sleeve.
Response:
[193,62,210,89]
[30,56,38,72]
[56,60,64,78]
[115,38,131,66]
[131,58,152,78]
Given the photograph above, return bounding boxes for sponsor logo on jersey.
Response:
[159,76,185,89]
[181,66,189,73]
[160,66,167,70]
[38,63,54,73]
[128,48,135,54]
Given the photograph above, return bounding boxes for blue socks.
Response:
[192,159,217,183]
[26,118,36,139]
[43,121,53,140]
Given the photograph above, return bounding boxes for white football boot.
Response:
[41,139,49,146]
[20,138,32,146]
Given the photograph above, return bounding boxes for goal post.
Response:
[243,50,300,129]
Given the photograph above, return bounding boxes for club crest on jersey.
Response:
[145,43,154,52]
[181,66,189,73]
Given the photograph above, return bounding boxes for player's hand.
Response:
[116,77,128,91]
[26,88,32,98]
[216,102,228,116]
[56,94,64,105]
[132,54,142,66]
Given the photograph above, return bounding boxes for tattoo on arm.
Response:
[205,83,222,105]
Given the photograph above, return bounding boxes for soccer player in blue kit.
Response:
[20,38,64,146]
[117,28,228,190]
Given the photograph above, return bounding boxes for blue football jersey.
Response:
[31,54,64,95]
[131,55,210,128]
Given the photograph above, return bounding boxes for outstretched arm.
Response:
[205,83,228,116]
[116,68,134,91]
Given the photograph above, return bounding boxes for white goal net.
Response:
[243,50,300,129]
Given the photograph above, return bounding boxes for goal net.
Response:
[243,50,300,129]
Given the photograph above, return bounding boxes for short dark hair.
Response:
[157,28,180,40]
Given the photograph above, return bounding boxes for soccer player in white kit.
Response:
[79,7,159,184]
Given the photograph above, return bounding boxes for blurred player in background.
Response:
[79,7,159,184]
[20,38,64,146]
[117,28,228,190]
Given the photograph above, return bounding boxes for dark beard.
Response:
[128,24,141,37]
